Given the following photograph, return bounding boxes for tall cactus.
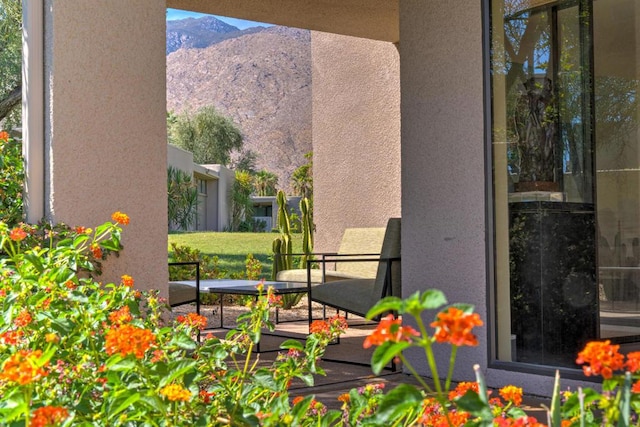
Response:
[299,197,314,268]
[272,190,293,280]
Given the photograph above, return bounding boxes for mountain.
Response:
[166,16,265,55]
[166,18,312,193]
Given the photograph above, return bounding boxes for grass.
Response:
[168,231,304,279]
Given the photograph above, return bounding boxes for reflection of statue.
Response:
[513,77,558,190]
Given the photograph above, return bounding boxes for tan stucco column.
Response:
[311,32,401,252]
[399,0,487,382]
[40,0,168,293]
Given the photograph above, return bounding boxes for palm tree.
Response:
[291,152,312,198]
[253,170,279,196]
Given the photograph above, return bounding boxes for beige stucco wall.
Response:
[168,144,195,174]
[203,165,234,231]
[43,0,168,294]
[311,32,401,254]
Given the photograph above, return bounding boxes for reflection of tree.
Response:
[513,77,557,183]
[498,2,639,194]
[595,76,639,160]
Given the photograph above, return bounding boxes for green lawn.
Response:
[168,231,304,279]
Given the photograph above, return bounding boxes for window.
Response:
[490,0,640,368]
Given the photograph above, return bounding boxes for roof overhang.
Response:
[166,0,399,43]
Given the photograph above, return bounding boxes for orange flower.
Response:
[0,349,48,385]
[430,307,483,347]
[576,340,624,379]
[499,385,523,406]
[74,226,86,234]
[626,351,640,373]
[494,415,546,426]
[338,393,350,403]
[105,324,155,359]
[449,381,479,400]
[292,396,304,405]
[111,211,130,225]
[159,384,191,402]
[632,380,640,394]
[177,313,208,330]
[310,319,330,335]
[199,390,215,404]
[268,292,283,307]
[120,275,134,288]
[90,243,103,259]
[0,330,23,345]
[30,406,69,427]
[109,306,133,325]
[328,314,348,332]
[363,314,419,349]
[14,309,32,327]
[9,227,27,242]
[0,131,9,142]
[45,333,59,343]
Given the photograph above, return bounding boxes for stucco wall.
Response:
[400,0,487,381]
[43,0,168,294]
[168,144,195,174]
[311,32,401,254]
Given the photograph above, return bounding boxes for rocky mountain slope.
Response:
[166,18,312,192]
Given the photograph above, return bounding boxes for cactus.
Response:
[272,190,304,309]
[272,190,293,280]
[299,197,314,269]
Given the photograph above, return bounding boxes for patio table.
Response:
[168,279,308,328]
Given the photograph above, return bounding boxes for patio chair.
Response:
[275,226,386,284]
[307,218,401,320]
[168,261,201,315]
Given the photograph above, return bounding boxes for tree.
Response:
[231,149,258,173]
[253,169,279,196]
[230,170,254,231]
[291,152,313,199]
[0,0,22,125]
[168,106,243,165]
[167,166,198,231]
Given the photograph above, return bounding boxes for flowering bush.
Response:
[0,130,24,226]
[0,214,347,426]
[4,211,639,426]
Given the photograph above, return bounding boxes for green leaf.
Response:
[108,393,141,419]
[159,359,198,387]
[366,296,403,319]
[171,332,198,350]
[319,410,343,427]
[418,289,448,310]
[368,384,423,424]
[295,373,315,387]
[371,341,410,374]
[455,390,494,422]
[280,339,304,351]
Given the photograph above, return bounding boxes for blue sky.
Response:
[166,8,271,30]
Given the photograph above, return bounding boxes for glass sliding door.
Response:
[490,0,599,368]
[491,0,640,369]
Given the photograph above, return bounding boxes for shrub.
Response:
[0,130,24,226]
[0,214,347,425]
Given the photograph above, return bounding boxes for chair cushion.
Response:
[169,282,197,306]
[276,269,369,284]
[310,278,376,318]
